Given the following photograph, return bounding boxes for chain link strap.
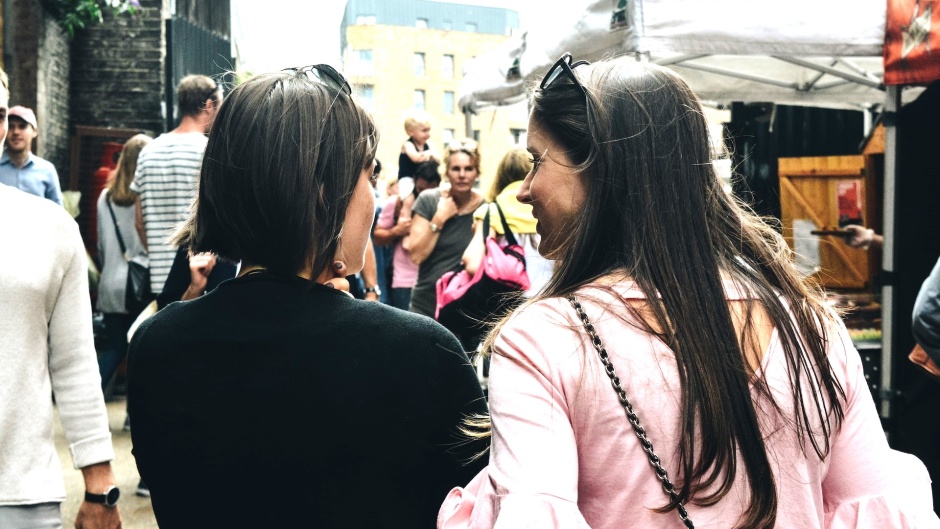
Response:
[567,295,694,529]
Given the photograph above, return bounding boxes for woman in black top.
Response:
[127,66,487,528]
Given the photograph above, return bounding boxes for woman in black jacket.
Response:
[128,65,487,528]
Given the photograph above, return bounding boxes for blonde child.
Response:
[398,110,438,196]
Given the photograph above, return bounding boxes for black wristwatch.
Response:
[365,285,381,296]
[85,486,120,507]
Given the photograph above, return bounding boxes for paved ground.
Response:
[55,397,158,528]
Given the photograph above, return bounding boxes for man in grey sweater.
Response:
[0,70,122,528]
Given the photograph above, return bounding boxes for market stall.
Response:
[458,0,939,424]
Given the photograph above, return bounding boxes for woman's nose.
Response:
[517,177,532,203]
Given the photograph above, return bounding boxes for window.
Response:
[413,52,425,76]
[442,129,456,144]
[413,90,426,110]
[353,49,373,75]
[442,20,452,30]
[444,91,455,114]
[465,22,477,32]
[356,84,374,111]
[442,55,454,79]
[356,14,376,25]
[416,18,428,28]
[472,129,480,142]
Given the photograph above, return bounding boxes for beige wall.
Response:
[344,24,528,194]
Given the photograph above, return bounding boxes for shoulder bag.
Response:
[106,198,152,315]
[435,202,529,339]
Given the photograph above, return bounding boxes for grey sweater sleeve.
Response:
[913,256,940,363]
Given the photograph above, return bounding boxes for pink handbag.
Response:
[435,203,530,337]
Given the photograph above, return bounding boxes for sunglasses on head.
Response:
[540,52,590,95]
[446,139,479,153]
[283,64,352,96]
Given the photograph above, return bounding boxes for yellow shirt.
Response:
[473,181,537,235]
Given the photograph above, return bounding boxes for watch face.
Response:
[105,486,121,506]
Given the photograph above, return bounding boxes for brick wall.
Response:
[70,0,166,134]
[10,0,38,113]
[9,1,70,178]
[69,0,166,248]
[37,11,70,173]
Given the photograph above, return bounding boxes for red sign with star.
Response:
[885,0,940,85]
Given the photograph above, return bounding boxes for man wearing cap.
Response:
[0,72,123,528]
[0,105,63,205]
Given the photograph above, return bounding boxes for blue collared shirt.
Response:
[0,151,63,205]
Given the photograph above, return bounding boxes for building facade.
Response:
[342,0,528,190]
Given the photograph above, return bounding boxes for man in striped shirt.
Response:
[132,75,222,294]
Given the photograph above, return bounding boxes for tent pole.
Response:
[880,85,901,423]
[464,108,473,139]
[772,56,884,89]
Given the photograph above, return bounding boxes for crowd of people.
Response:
[2,51,940,529]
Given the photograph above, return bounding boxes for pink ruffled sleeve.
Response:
[822,327,940,528]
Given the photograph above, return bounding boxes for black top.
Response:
[398,138,429,179]
[128,272,488,528]
[156,247,238,309]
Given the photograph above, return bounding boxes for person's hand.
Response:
[323,277,352,296]
[392,216,412,237]
[75,502,122,529]
[189,252,217,292]
[435,196,459,223]
[364,291,379,302]
[320,261,353,298]
[77,463,121,529]
[844,225,875,249]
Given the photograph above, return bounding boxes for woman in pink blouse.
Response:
[439,54,939,529]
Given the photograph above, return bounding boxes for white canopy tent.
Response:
[460,0,915,111]
[460,0,916,421]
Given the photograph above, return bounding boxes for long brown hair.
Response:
[484,58,845,528]
[107,134,151,206]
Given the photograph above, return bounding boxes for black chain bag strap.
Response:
[566,294,694,529]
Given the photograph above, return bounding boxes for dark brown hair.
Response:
[502,58,845,528]
[181,70,377,280]
[177,74,222,118]
[414,159,441,183]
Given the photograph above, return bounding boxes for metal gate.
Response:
[165,16,233,131]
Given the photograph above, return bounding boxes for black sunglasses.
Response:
[284,64,352,96]
[540,53,590,94]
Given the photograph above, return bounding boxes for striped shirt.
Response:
[131,132,207,294]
